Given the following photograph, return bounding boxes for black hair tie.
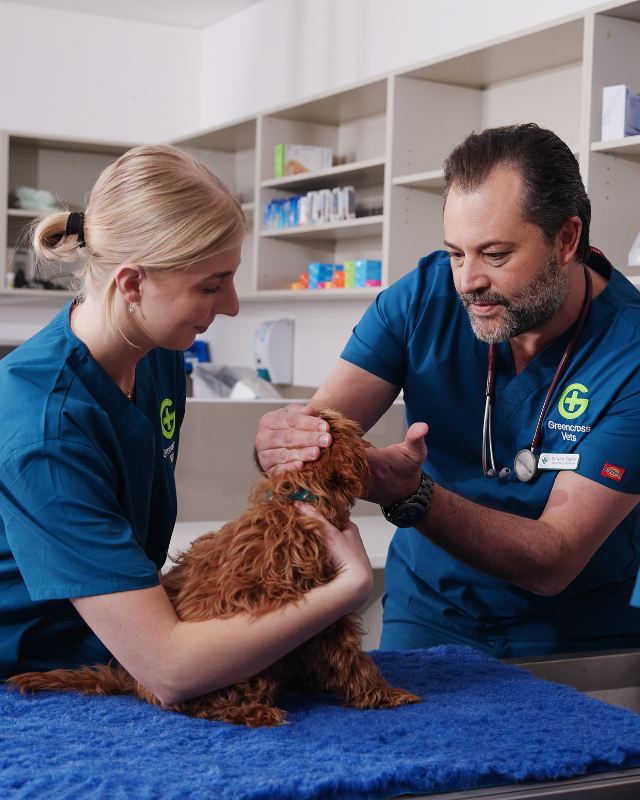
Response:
[66,212,86,248]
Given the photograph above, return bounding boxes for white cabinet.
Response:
[3,2,640,303]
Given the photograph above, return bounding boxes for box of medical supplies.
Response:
[319,189,332,223]
[343,261,355,288]
[298,195,311,226]
[343,186,356,220]
[274,144,333,178]
[602,85,640,141]
[354,260,382,288]
[308,263,334,289]
[183,341,210,374]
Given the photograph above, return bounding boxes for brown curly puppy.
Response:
[9,409,421,726]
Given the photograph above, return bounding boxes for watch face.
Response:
[394,503,425,527]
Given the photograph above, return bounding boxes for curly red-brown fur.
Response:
[8,409,421,726]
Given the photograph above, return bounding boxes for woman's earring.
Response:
[129,302,135,314]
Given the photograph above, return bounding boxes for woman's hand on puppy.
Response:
[294,501,374,609]
[255,404,331,474]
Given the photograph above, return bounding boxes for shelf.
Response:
[261,157,385,193]
[241,202,255,214]
[0,288,74,307]
[392,169,445,193]
[260,215,384,243]
[401,18,583,89]
[591,135,640,162]
[7,208,55,218]
[241,287,380,302]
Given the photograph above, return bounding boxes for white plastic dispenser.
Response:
[254,319,294,384]
[629,228,640,269]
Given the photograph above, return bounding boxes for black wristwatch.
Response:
[381,471,435,528]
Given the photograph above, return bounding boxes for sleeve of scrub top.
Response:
[573,378,640,495]
[340,260,430,386]
[0,439,161,602]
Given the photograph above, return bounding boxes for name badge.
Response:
[538,453,580,471]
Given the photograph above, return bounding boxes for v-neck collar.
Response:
[62,302,155,463]
[492,272,616,429]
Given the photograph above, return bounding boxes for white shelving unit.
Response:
[3,0,640,302]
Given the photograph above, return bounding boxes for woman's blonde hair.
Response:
[33,144,247,336]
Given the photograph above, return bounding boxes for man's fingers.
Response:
[260,446,321,472]
[268,404,330,433]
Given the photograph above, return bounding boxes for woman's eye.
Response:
[204,286,222,295]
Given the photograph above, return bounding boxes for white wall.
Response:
[0,2,201,144]
[198,298,372,388]
[199,0,601,130]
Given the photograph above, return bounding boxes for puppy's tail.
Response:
[7,662,137,697]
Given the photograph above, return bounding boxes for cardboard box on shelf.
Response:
[274,144,333,178]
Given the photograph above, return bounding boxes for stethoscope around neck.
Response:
[482,264,593,483]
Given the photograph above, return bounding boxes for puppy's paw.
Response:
[217,704,289,728]
[375,686,421,708]
[344,685,421,710]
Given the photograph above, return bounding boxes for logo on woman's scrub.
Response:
[558,383,589,420]
[160,399,176,439]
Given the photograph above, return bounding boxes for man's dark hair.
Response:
[443,123,591,264]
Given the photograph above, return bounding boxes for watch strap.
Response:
[381,471,434,528]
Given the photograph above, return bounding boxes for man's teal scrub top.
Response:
[341,250,640,644]
[0,303,186,678]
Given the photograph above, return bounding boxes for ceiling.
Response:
[2,0,265,28]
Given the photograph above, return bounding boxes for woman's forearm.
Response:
[161,571,364,704]
[72,570,369,707]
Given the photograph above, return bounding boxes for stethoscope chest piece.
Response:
[514,449,539,483]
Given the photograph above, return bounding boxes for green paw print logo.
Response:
[160,399,176,439]
[558,383,589,420]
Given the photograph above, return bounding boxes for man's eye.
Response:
[486,252,507,260]
[449,252,464,262]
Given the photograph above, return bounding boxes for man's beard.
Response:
[458,252,569,344]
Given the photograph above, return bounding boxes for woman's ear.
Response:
[114,263,147,306]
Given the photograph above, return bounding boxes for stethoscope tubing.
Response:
[483,264,593,480]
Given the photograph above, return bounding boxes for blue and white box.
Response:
[602,85,640,141]
[308,262,334,289]
[354,260,382,287]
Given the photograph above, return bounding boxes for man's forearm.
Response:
[412,484,573,596]
[363,448,573,596]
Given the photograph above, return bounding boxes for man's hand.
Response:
[255,403,332,473]
[366,422,429,506]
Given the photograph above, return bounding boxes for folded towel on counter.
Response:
[2,645,640,800]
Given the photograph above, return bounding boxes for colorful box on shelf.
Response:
[308,263,334,290]
[354,260,382,288]
[263,186,355,231]
[274,144,333,178]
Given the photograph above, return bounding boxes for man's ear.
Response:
[556,216,582,267]
[114,263,147,306]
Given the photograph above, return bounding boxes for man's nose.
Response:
[458,254,490,296]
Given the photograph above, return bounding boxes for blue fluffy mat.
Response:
[2,646,640,800]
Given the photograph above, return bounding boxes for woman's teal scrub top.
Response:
[341,250,640,644]
[0,303,186,678]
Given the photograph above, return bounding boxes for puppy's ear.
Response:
[313,410,371,500]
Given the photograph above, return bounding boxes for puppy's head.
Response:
[256,409,371,527]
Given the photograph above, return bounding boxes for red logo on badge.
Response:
[602,463,625,482]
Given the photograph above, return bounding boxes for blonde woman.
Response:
[0,145,372,705]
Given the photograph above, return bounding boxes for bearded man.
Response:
[255,123,640,658]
